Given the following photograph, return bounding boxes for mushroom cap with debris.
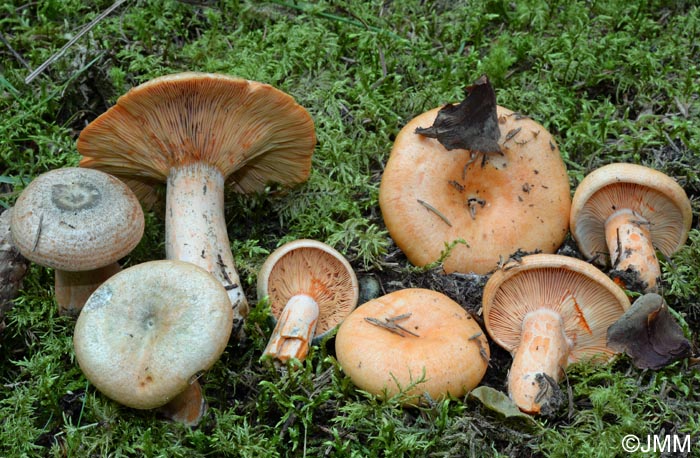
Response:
[335,288,489,405]
[379,106,571,275]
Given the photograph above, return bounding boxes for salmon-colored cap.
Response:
[335,288,489,405]
[257,239,358,340]
[73,260,233,410]
[483,254,630,362]
[379,106,571,274]
[570,163,692,262]
[77,72,316,207]
[10,168,144,271]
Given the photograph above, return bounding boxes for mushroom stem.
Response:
[157,380,206,426]
[54,263,121,316]
[604,208,659,293]
[263,294,320,363]
[508,308,571,414]
[166,163,248,327]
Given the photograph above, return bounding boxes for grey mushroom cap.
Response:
[10,167,144,271]
[73,260,233,410]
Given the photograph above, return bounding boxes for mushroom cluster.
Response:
[3,72,320,425]
[77,72,317,332]
[4,71,695,426]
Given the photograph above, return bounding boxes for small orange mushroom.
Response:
[257,239,359,363]
[570,163,692,293]
[335,288,489,405]
[482,254,629,414]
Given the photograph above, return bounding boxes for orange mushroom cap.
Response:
[257,239,359,340]
[335,288,489,405]
[77,72,316,207]
[570,163,692,263]
[379,106,571,274]
[483,253,630,363]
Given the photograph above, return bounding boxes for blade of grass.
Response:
[24,0,129,84]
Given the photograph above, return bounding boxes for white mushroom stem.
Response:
[508,308,572,414]
[264,294,320,363]
[54,263,121,316]
[165,163,248,325]
[157,380,206,426]
[604,208,659,292]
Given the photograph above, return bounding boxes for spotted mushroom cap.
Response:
[77,72,316,207]
[570,163,692,263]
[335,288,489,405]
[257,239,359,339]
[10,167,144,271]
[73,260,233,410]
[483,253,630,363]
[379,106,571,275]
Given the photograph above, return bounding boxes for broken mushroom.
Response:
[607,293,692,369]
[257,239,359,363]
[77,72,316,331]
[379,76,571,274]
[73,260,233,425]
[482,253,630,414]
[335,288,490,405]
[570,163,692,293]
[10,168,144,316]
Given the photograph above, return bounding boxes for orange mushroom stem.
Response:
[604,208,660,292]
[263,294,320,362]
[508,308,572,414]
[157,380,206,426]
[54,264,121,316]
[165,163,246,320]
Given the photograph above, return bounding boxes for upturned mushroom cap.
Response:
[483,254,630,362]
[257,239,359,339]
[73,260,233,410]
[77,72,316,206]
[570,163,692,262]
[10,168,144,271]
[335,288,489,405]
[379,106,571,274]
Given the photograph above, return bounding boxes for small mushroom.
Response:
[335,288,490,405]
[73,260,233,425]
[78,72,316,332]
[257,239,358,363]
[482,253,630,414]
[10,168,144,316]
[570,163,692,293]
[379,77,571,274]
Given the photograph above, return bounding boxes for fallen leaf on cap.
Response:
[415,75,502,155]
[607,293,692,370]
